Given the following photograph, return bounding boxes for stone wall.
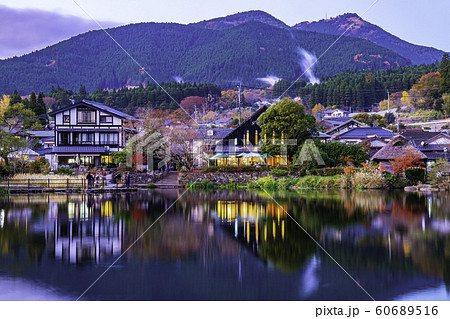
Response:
[179,171,270,184]
[127,172,163,185]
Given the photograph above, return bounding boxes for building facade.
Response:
[48,100,134,167]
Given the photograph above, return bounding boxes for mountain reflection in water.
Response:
[0,189,449,300]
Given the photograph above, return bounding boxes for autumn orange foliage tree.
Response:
[390,150,424,175]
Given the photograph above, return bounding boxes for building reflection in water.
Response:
[52,195,124,264]
[2,194,125,265]
[215,200,288,250]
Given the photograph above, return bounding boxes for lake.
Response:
[0,189,449,301]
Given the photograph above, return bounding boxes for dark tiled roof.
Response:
[52,146,107,153]
[194,128,234,139]
[400,130,440,146]
[336,127,395,139]
[214,145,259,154]
[215,117,232,123]
[36,148,53,155]
[416,144,447,151]
[424,152,450,159]
[25,130,54,137]
[49,100,134,119]
[325,118,367,134]
[322,116,353,123]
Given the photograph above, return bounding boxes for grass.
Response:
[249,175,341,190]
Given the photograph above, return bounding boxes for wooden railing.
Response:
[0,178,107,190]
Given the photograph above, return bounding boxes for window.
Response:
[58,132,70,145]
[63,115,70,123]
[81,133,95,144]
[100,115,113,123]
[99,133,119,145]
[77,108,96,123]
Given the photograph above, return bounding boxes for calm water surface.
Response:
[0,189,449,301]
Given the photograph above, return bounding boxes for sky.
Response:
[0,0,449,59]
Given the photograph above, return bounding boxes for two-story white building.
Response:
[47,100,134,167]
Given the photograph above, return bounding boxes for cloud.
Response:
[0,5,119,59]
[256,75,281,86]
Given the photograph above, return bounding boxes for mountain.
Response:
[0,17,411,94]
[293,13,445,65]
[191,10,289,30]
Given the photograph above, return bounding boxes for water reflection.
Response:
[0,190,449,300]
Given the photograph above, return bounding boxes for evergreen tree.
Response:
[440,53,450,93]
[9,90,22,106]
[36,92,47,125]
[29,91,37,113]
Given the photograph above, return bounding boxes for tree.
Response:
[111,150,128,164]
[443,94,450,117]
[36,93,47,118]
[390,150,425,175]
[179,96,208,118]
[258,98,316,159]
[219,90,237,108]
[317,142,369,167]
[440,53,450,94]
[202,111,217,122]
[352,113,385,127]
[163,126,198,169]
[1,103,42,131]
[400,91,410,107]
[0,130,27,166]
[0,95,10,118]
[9,90,22,106]
[384,112,395,125]
[29,92,37,114]
[312,103,325,117]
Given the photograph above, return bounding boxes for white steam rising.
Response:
[297,48,320,84]
[173,76,183,83]
[256,75,281,86]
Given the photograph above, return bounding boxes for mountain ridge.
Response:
[293,12,445,65]
[0,10,443,94]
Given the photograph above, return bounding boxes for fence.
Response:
[0,178,107,191]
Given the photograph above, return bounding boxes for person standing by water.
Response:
[125,172,131,188]
[86,172,94,188]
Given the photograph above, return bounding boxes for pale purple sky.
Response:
[0,0,449,59]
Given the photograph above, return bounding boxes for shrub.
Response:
[296,176,341,189]
[381,172,407,188]
[55,166,73,175]
[0,165,13,179]
[351,171,385,189]
[277,177,296,190]
[249,176,277,189]
[29,158,50,174]
[405,168,426,185]
[270,168,288,176]
[343,166,355,175]
[201,166,219,173]
[427,159,450,184]
[310,167,345,176]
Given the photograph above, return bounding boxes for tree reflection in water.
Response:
[1,189,450,299]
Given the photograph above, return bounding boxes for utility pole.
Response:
[237,84,242,125]
[194,105,197,123]
[396,112,400,132]
[387,89,390,112]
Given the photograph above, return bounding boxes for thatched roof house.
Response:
[371,135,427,162]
